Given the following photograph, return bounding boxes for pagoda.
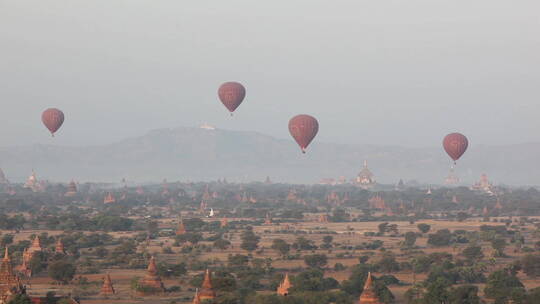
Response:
[104,192,116,204]
[369,195,386,210]
[198,269,216,301]
[176,220,187,236]
[137,256,165,295]
[264,213,272,225]
[220,218,228,228]
[0,248,24,304]
[64,180,77,197]
[24,170,44,192]
[358,272,383,304]
[445,168,459,185]
[277,273,292,296]
[20,237,43,276]
[100,273,115,295]
[265,176,272,184]
[471,174,494,195]
[318,214,329,223]
[355,160,376,189]
[55,239,66,255]
[495,198,503,210]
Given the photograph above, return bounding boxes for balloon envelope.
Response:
[443,133,468,162]
[42,108,65,136]
[218,82,246,114]
[288,114,319,153]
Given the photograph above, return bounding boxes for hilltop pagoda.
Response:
[100,273,115,295]
[64,180,77,197]
[277,273,292,296]
[137,256,165,295]
[198,269,216,301]
[0,248,24,304]
[358,272,383,304]
[355,160,376,189]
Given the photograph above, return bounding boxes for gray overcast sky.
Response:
[0,0,538,148]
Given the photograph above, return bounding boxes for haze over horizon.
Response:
[1,1,539,148]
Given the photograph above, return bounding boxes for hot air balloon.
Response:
[218,82,246,115]
[41,108,65,136]
[443,133,468,163]
[288,114,319,153]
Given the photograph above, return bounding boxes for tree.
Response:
[292,237,316,251]
[427,229,452,247]
[462,246,484,262]
[321,236,333,249]
[48,260,76,284]
[376,253,400,273]
[449,285,481,304]
[7,295,32,304]
[423,277,450,304]
[521,254,540,277]
[304,254,328,269]
[213,238,231,250]
[457,212,469,222]
[484,269,525,303]
[491,238,507,257]
[403,232,417,247]
[417,223,431,234]
[240,227,260,252]
[378,222,389,234]
[271,239,290,256]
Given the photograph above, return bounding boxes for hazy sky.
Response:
[1,1,538,148]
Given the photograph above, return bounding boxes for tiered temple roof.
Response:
[64,180,77,197]
[355,160,376,189]
[199,269,216,301]
[369,195,386,210]
[19,237,43,277]
[358,272,383,304]
[277,273,291,296]
[100,273,115,295]
[138,256,164,294]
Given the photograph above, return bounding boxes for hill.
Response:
[0,127,538,185]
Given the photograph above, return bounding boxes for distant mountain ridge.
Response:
[0,127,538,186]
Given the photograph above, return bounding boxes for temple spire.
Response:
[3,247,9,261]
[199,269,216,301]
[277,273,292,296]
[101,272,116,295]
[358,272,383,304]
